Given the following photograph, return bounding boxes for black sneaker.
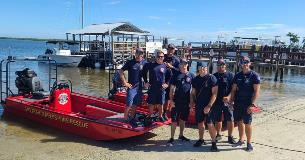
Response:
[216,134,222,142]
[246,143,253,152]
[232,140,245,148]
[193,139,206,147]
[167,138,174,146]
[128,118,139,127]
[178,135,190,141]
[228,136,237,144]
[158,117,166,122]
[216,134,222,140]
[210,142,218,152]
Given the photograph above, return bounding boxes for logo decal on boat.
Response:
[58,93,69,105]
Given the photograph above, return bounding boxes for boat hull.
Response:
[37,55,85,67]
[3,93,164,141]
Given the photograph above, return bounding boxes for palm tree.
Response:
[286,32,300,48]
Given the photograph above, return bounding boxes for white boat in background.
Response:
[38,41,85,67]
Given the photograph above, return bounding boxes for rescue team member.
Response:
[190,64,219,152]
[119,48,146,125]
[213,59,236,144]
[142,50,172,122]
[230,56,260,152]
[167,59,195,146]
[163,44,180,121]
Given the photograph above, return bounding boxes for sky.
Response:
[1,0,305,42]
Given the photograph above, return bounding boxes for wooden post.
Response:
[280,67,284,81]
[235,48,240,73]
[209,50,213,74]
[274,51,279,81]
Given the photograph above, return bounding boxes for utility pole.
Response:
[82,0,84,29]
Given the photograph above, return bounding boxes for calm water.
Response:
[1,38,305,117]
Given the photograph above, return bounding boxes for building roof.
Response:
[68,22,149,35]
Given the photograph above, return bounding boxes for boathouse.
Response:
[66,22,155,68]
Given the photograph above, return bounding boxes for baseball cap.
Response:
[217,59,226,66]
[197,62,207,70]
[180,59,188,65]
[167,44,176,49]
[135,48,144,55]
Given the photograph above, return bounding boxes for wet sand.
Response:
[1,97,305,160]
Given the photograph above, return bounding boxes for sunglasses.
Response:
[240,61,250,65]
[157,56,164,58]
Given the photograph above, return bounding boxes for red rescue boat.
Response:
[1,57,167,141]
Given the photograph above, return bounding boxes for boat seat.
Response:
[32,91,50,99]
[84,105,118,119]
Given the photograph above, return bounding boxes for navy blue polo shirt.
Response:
[192,74,218,106]
[142,62,172,87]
[233,70,260,103]
[121,59,147,85]
[213,71,234,104]
[171,71,195,103]
[164,54,180,72]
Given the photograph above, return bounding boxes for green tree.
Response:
[286,32,300,48]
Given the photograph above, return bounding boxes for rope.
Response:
[260,108,305,124]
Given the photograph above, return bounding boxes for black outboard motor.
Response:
[15,68,44,95]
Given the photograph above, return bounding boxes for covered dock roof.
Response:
[68,22,150,35]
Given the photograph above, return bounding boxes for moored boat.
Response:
[37,40,85,67]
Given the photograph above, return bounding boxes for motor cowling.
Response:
[15,68,43,94]
[49,82,72,112]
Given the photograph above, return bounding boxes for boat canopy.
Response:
[68,22,150,36]
[46,40,79,45]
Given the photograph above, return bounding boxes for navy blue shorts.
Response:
[126,85,143,107]
[234,103,252,124]
[165,87,170,101]
[213,102,234,122]
[171,103,190,122]
[195,104,209,124]
[147,88,165,105]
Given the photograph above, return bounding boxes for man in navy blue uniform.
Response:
[119,48,146,125]
[167,59,195,146]
[163,44,180,120]
[230,56,260,152]
[142,50,172,122]
[190,64,219,151]
[213,59,236,144]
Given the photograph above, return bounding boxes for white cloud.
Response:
[148,16,161,20]
[166,8,177,12]
[106,1,120,5]
[238,24,285,31]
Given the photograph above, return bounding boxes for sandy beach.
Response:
[0,96,305,160]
